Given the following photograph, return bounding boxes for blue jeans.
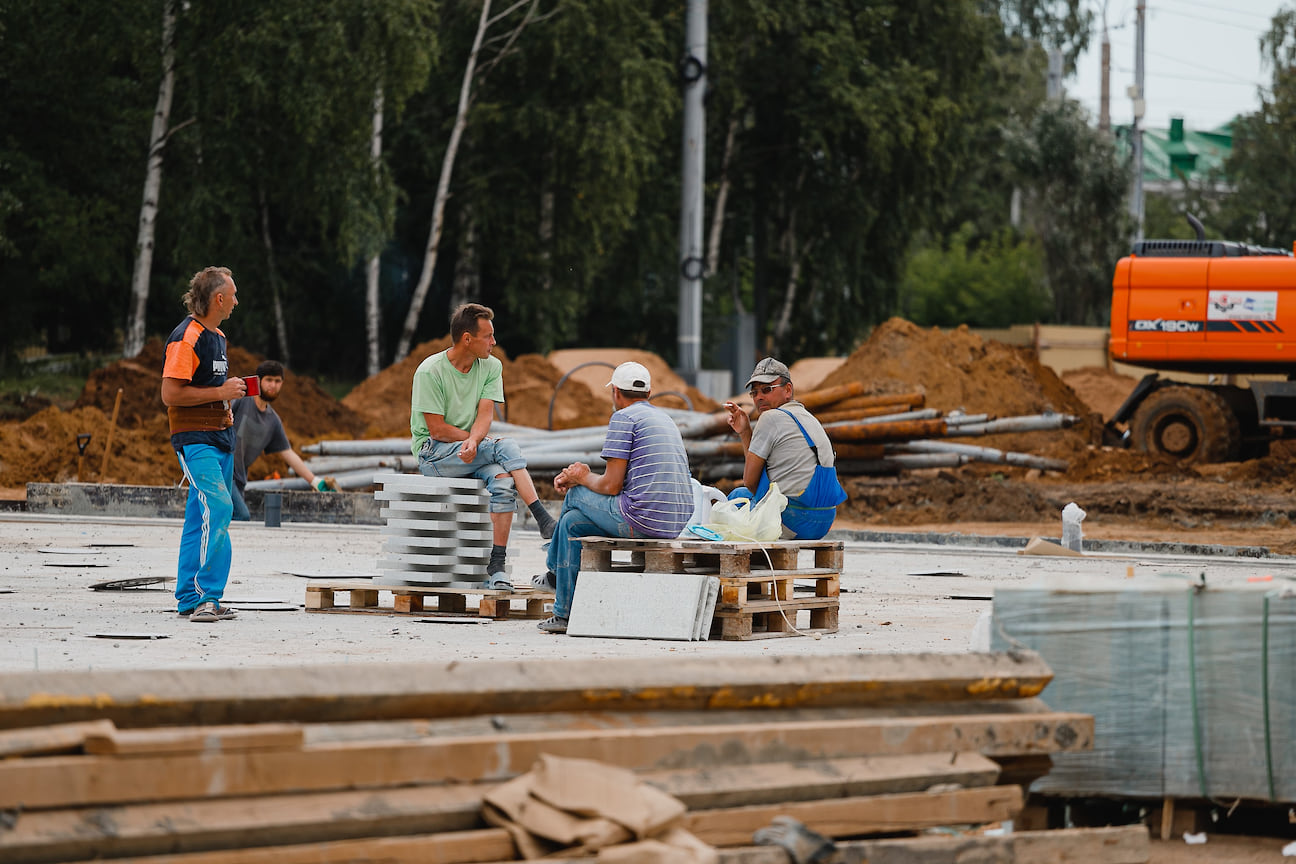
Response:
[174,444,235,611]
[418,437,526,513]
[547,485,634,619]
[231,484,251,521]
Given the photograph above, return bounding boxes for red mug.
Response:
[244,375,260,397]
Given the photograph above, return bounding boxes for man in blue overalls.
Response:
[723,358,847,539]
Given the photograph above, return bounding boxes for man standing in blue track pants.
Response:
[161,266,248,623]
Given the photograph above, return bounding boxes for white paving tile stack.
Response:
[373,473,492,587]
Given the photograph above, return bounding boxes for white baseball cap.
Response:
[606,361,652,393]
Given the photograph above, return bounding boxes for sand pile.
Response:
[3,340,370,487]
[341,338,613,436]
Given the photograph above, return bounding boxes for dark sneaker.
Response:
[190,601,237,622]
[537,615,568,634]
[531,571,556,590]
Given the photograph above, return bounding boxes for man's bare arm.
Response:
[161,377,246,407]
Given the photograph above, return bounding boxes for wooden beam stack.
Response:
[0,654,1148,864]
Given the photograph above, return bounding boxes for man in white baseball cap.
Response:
[536,361,693,633]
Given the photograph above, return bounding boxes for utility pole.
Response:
[676,0,707,383]
[1099,2,1111,133]
[1129,0,1146,239]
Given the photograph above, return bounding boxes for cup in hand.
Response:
[243,375,260,397]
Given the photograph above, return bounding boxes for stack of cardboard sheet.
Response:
[0,653,1147,864]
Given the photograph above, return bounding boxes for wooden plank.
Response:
[83,723,304,757]
[682,785,1024,846]
[0,653,1056,729]
[0,720,115,758]
[59,829,515,864]
[641,752,1003,809]
[67,824,1148,864]
[0,753,999,864]
[0,784,489,864]
[703,825,1149,864]
[0,712,1092,809]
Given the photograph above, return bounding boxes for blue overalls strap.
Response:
[778,408,826,466]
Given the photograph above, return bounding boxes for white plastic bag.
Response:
[1061,501,1086,552]
[678,479,729,537]
[705,483,788,542]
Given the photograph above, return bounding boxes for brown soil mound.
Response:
[343,338,620,435]
[817,318,1103,458]
[820,318,1090,417]
[0,405,177,487]
[1061,366,1140,422]
[1,339,373,487]
[547,349,721,417]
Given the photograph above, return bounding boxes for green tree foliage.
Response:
[158,0,436,366]
[1003,100,1129,325]
[0,0,157,354]
[901,224,1048,327]
[1212,9,1296,248]
[0,0,1116,375]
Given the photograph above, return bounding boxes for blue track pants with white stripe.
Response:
[174,444,234,612]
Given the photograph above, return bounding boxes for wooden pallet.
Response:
[578,538,842,640]
[303,580,551,620]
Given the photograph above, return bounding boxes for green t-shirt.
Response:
[409,350,505,456]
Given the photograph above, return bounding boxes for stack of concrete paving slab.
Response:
[568,572,720,640]
[373,473,492,587]
[993,577,1296,803]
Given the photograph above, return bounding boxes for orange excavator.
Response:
[1108,215,1296,462]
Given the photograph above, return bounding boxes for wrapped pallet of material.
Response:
[992,578,1296,802]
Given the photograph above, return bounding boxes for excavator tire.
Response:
[1129,386,1241,463]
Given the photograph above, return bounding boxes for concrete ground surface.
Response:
[3,512,1295,673]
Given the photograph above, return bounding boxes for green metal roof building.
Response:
[1116,117,1234,190]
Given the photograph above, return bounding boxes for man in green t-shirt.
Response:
[410,303,556,589]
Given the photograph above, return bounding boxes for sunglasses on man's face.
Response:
[749,383,783,396]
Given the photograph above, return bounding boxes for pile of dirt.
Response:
[76,339,369,443]
[820,318,1091,417]
[1,340,372,487]
[546,349,721,417]
[817,318,1104,458]
[341,338,612,436]
[0,405,177,487]
[1060,366,1141,422]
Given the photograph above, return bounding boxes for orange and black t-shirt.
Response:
[162,317,236,452]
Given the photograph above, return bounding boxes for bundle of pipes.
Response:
[255,382,1075,491]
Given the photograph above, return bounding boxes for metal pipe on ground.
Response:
[822,409,941,430]
[300,455,419,474]
[814,404,924,425]
[945,414,1077,436]
[303,438,412,457]
[889,441,1069,471]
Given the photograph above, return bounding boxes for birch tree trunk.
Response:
[123,0,178,359]
[450,201,479,311]
[392,0,493,363]
[365,84,385,377]
[258,185,291,366]
[705,116,738,279]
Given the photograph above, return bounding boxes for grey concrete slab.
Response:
[2,512,1294,673]
[567,572,717,640]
